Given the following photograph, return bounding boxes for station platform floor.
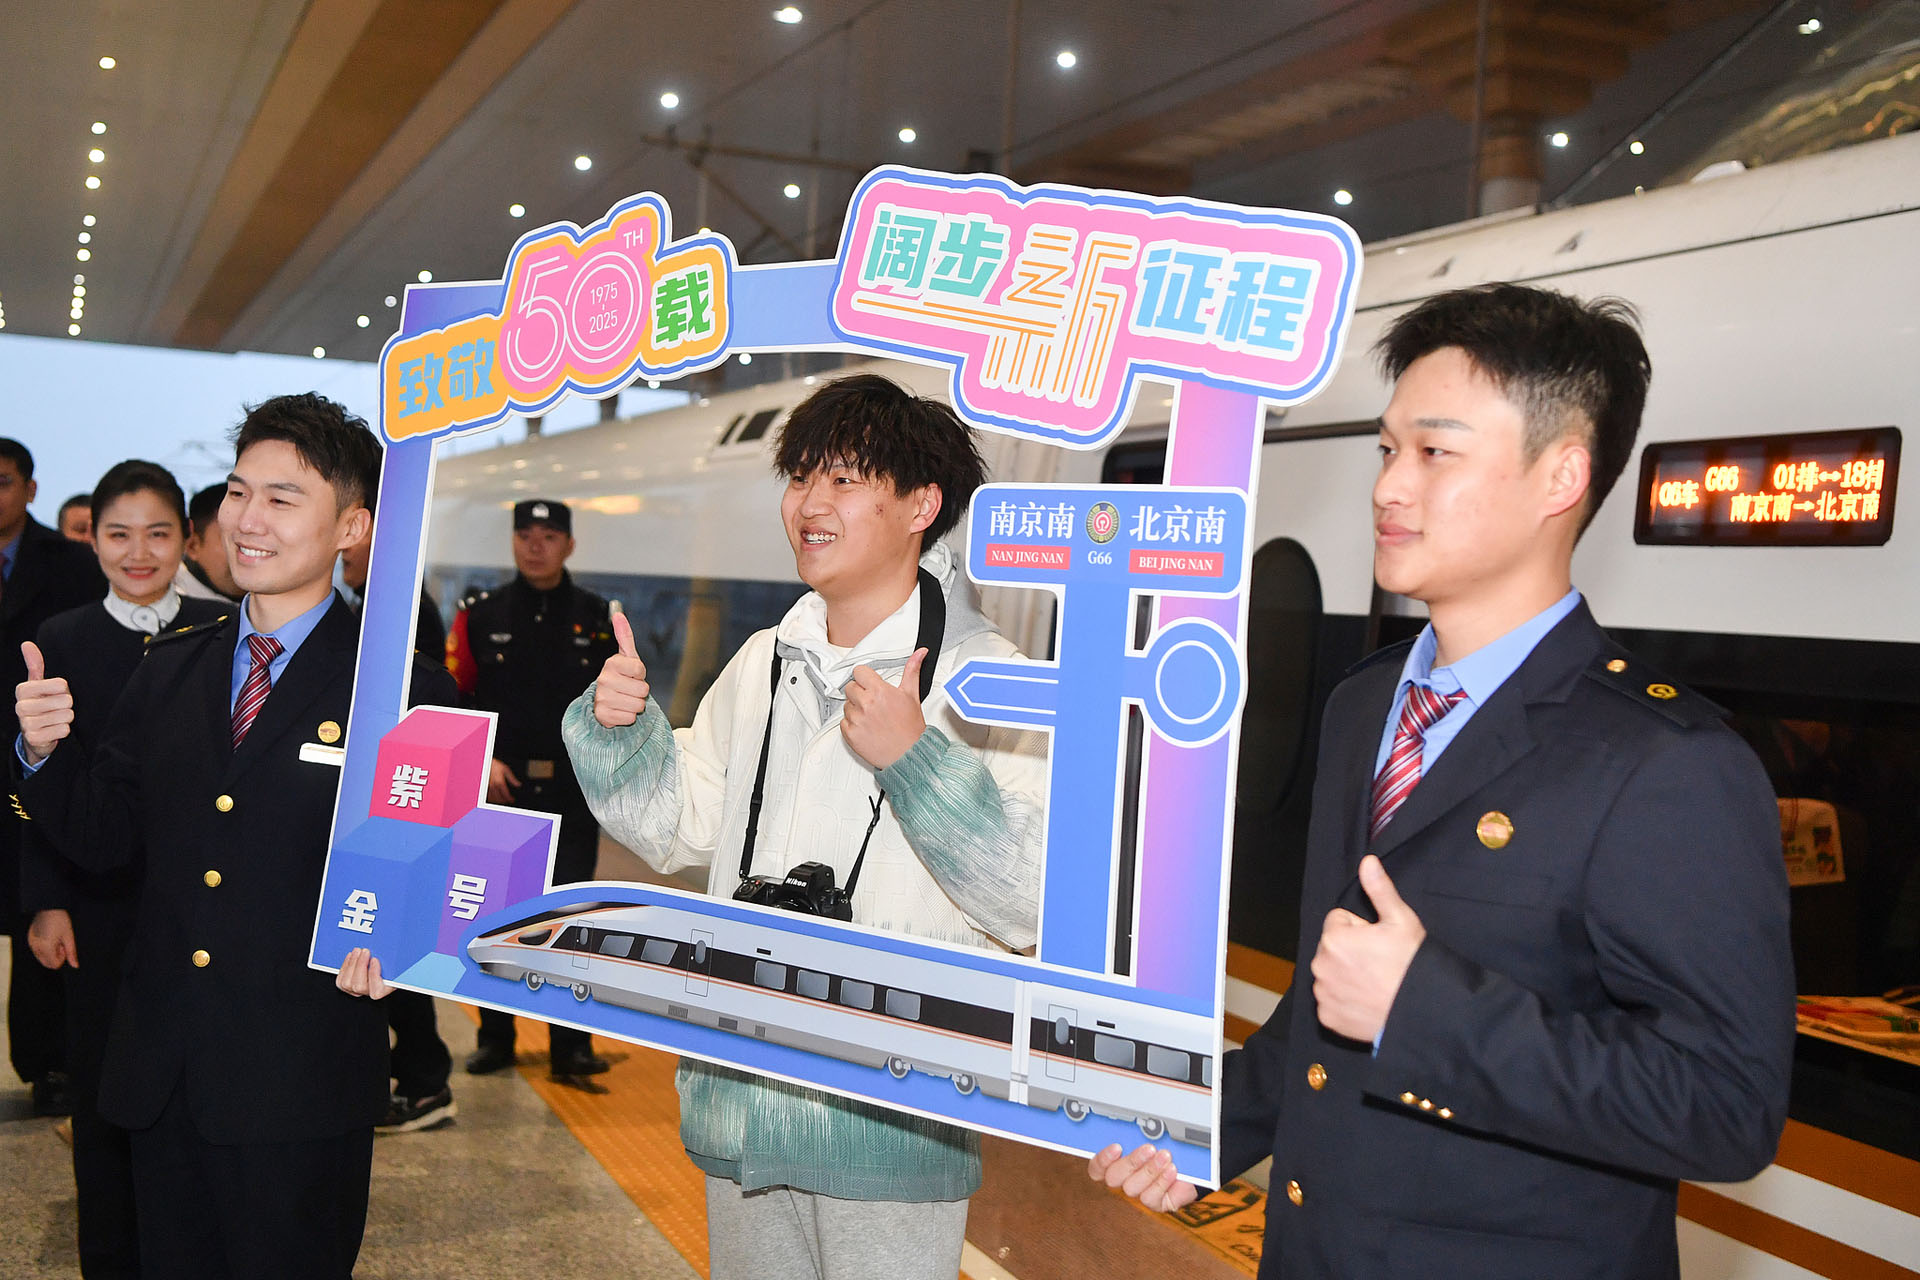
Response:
[1,944,1268,1279]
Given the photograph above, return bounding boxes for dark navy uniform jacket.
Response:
[16,596,458,1143]
[1219,601,1794,1280]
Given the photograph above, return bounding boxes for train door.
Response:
[1046,1004,1079,1082]
[688,930,713,996]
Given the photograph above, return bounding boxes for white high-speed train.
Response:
[427,132,1920,1279]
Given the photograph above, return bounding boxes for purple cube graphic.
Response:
[436,807,556,954]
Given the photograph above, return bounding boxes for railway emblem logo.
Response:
[1086,502,1119,544]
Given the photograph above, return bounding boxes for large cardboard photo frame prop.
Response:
[310,167,1359,1185]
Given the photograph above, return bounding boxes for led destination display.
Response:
[1634,427,1900,547]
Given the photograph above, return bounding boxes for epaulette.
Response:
[147,614,232,647]
[1345,636,1415,678]
[1581,644,1725,728]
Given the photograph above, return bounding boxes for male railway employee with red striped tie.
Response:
[12,394,455,1280]
[1092,284,1795,1280]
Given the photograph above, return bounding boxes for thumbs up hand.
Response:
[841,647,929,771]
[592,608,651,728]
[16,642,73,765]
[1311,855,1427,1043]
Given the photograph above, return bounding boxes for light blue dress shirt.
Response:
[229,591,338,713]
[1,528,22,581]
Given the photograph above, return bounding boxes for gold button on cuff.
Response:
[1438,1108,1454,1120]
[214,795,234,813]
[1306,1063,1327,1091]
[191,949,210,968]
[1606,658,1627,673]
[1286,1180,1304,1206]
[1400,1091,1417,1105]
[203,870,222,888]
[1418,1098,1435,1111]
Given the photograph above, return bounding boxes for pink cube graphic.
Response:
[369,708,490,827]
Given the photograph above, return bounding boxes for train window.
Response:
[753,960,787,990]
[691,939,708,966]
[1100,442,1166,486]
[734,408,781,444]
[516,928,554,946]
[1054,1017,1071,1047]
[555,926,591,952]
[838,980,875,1010]
[1147,1046,1192,1081]
[1237,538,1321,816]
[598,933,634,959]
[1202,1057,1213,1087]
[885,989,922,1021]
[796,969,830,1000]
[640,939,678,966]
[1093,1033,1136,1069]
[718,413,745,444]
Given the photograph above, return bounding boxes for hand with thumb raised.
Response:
[1310,854,1426,1043]
[16,642,74,765]
[593,607,650,728]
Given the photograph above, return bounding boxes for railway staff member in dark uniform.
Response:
[1,437,107,1118]
[1093,284,1794,1279]
[446,497,618,1082]
[23,460,229,1280]
[13,394,456,1280]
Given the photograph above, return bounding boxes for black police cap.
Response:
[513,499,572,534]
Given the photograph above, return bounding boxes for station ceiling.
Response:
[0,0,1897,364]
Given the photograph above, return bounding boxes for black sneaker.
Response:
[376,1088,457,1134]
[464,1042,516,1075]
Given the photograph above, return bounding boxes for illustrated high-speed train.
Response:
[467,900,1216,1145]
[427,131,1920,1276]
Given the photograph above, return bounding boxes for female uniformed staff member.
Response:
[22,460,228,1277]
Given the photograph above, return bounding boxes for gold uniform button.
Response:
[214,795,234,813]
[191,949,210,968]
[1286,1180,1304,1206]
[1400,1091,1417,1105]
[203,870,222,888]
[1306,1063,1327,1091]
[1606,658,1627,673]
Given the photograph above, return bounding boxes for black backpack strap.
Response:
[737,646,784,884]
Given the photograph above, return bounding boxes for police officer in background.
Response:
[448,499,618,1082]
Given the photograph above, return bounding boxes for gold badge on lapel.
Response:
[1476,811,1514,849]
[1647,683,1677,700]
[317,720,342,744]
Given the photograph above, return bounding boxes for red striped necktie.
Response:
[1369,683,1465,840]
[231,633,283,747]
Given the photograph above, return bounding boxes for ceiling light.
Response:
[98,56,115,70]
[82,214,95,226]
[738,352,753,365]
[70,307,83,320]
[72,286,85,297]
[91,121,106,135]
[783,182,801,198]
[509,203,526,217]
[774,6,803,23]
[69,323,81,335]
[1629,140,1645,155]
[417,270,432,283]
[647,379,660,389]
[356,315,370,328]
[660,91,680,109]
[313,347,326,358]
[1549,131,1569,148]
[76,248,90,261]
[1333,189,1353,206]
[88,148,104,163]
[85,175,100,189]
[898,126,916,143]
[1798,17,1823,34]
[74,274,85,284]
[77,232,91,244]
[384,295,397,307]
[1056,49,1077,68]
[574,154,592,171]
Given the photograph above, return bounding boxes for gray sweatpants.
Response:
[704,1176,970,1280]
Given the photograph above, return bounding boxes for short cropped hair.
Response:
[188,483,227,535]
[230,393,381,513]
[90,461,187,530]
[58,494,92,522]
[0,439,34,481]
[1375,283,1650,530]
[773,374,987,546]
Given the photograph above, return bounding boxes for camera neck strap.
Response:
[738,566,946,894]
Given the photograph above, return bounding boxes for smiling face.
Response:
[1372,347,1589,622]
[222,440,368,621]
[781,461,937,610]
[511,524,573,590]
[95,488,184,606]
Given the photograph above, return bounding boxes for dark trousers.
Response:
[478,804,598,1057]
[386,988,450,1099]
[67,904,139,1279]
[7,923,66,1082]
[129,1090,373,1280]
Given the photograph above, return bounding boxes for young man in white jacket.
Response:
[562,373,1049,1280]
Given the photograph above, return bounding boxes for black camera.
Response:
[733,861,853,921]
